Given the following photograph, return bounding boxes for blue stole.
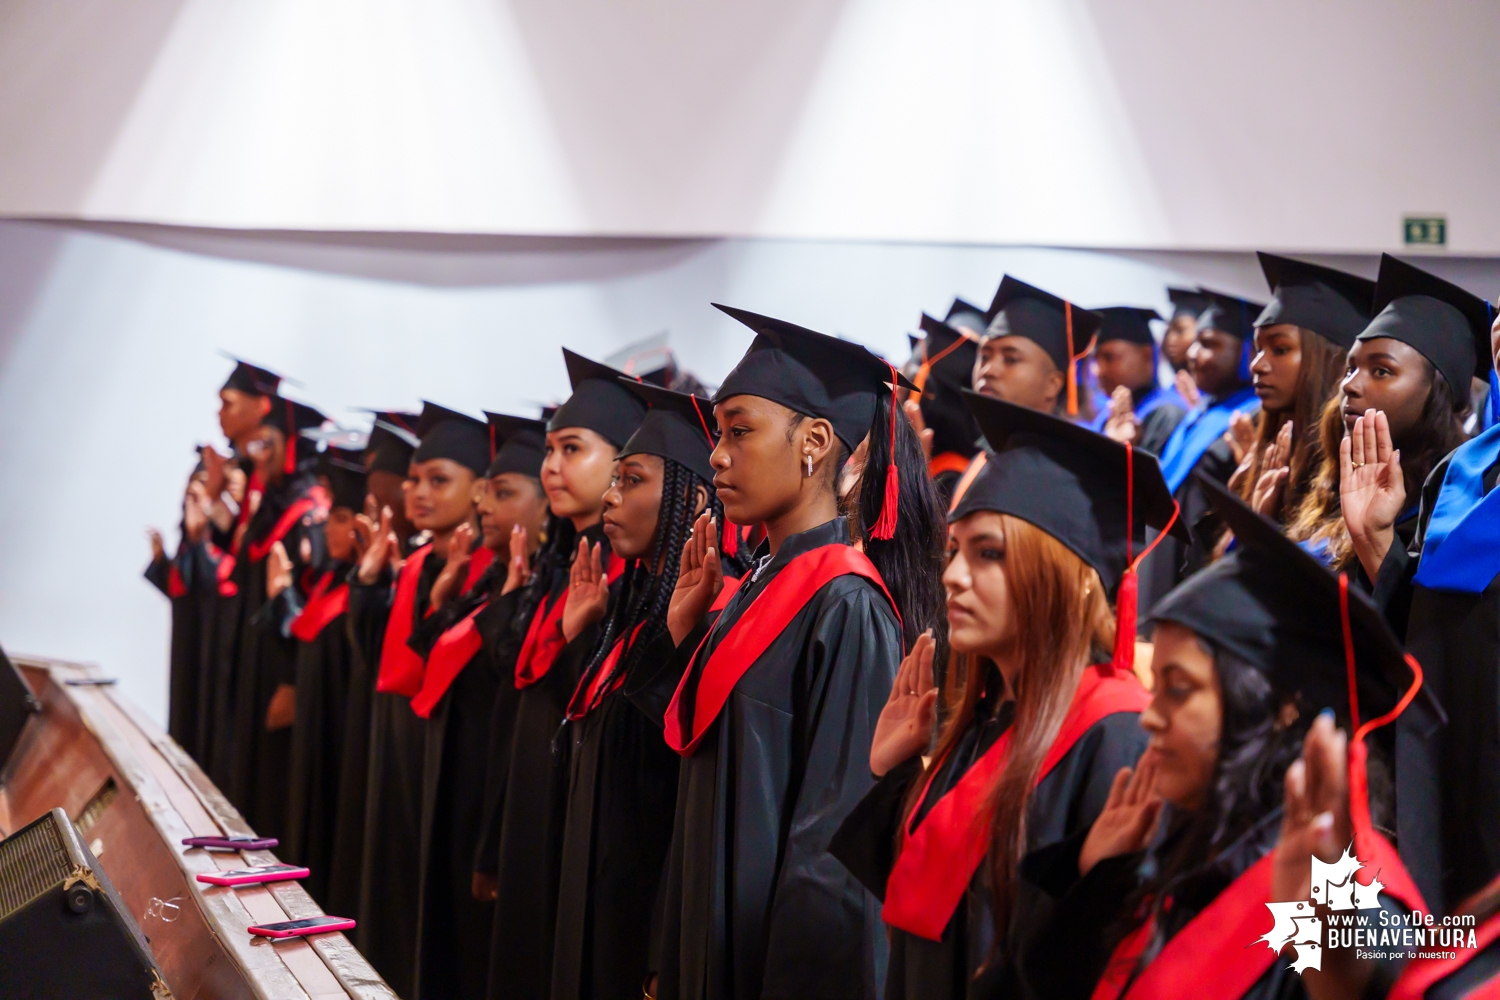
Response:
[1158,386,1260,494]
[1086,383,1189,433]
[1413,423,1500,593]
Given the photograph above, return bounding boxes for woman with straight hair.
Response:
[1236,253,1372,523]
[831,393,1177,998]
[649,305,946,1000]
[1020,478,1428,1000]
[481,350,647,1000]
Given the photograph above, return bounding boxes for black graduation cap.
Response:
[914,314,982,458]
[1356,254,1495,395]
[483,412,547,479]
[548,349,649,449]
[711,304,917,453]
[1196,288,1267,341]
[1152,475,1433,723]
[413,401,490,477]
[1095,307,1161,347]
[221,357,282,396]
[983,275,1105,373]
[953,390,1187,596]
[916,314,980,388]
[944,298,989,338]
[617,379,718,484]
[1167,287,1211,320]
[262,397,327,475]
[1255,253,1375,349]
[319,446,369,511]
[362,410,419,477]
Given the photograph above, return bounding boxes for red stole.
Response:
[1092,739,1425,1000]
[514,555,625,690]
[167,564,188,599]
[663,544,897,756]
[207,542,238,598]
[1390,890,1500,1000]
[393,547,495,714]
[883,664,1150,941]
[247,485,330,563]
[377,545,434,696]
[290,570,350,642]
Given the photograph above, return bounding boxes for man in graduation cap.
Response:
[1162,287,1209,374]
[1089,305,1188,455]
[1337,254,1500,916]
[222,395,330,840]
[1137,289,1263,625]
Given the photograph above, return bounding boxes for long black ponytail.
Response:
[570,458,752,716]
[856,390,949,653]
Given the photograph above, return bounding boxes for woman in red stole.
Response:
[1019,478,1428,1000]
[830,392,1179,999]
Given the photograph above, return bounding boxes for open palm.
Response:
[668,513,723,645]
[871,632,938,777]
[562,539,611,642]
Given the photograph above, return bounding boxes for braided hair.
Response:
[570,457,751,717]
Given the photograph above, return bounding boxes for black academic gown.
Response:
[551,621,682,1000]
[284,564,354,906]
[1017,811,1309,1000]
[653,518,900,1000]
[325,564,379,921]
[146,537,220,763]
[1135,435,1238,630]
[829,662,1149,1000]
[203,490,254,792]
[1371,454,1500,916]
[485,525,611,1000]
[349,553,444,999]
[409,564,511,1000]
[227,470,325,839]
[1134,393,1186,459]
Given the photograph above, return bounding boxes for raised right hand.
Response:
[1341,409,1405,581]
[667,513,723,646]
[870,631,938,776]
[200,445,229,499]
[1102,385,1141,444]
[1079,753,1162,876]
[356,506,398,585]
[502,524,531,595]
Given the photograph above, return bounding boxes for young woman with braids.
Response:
[1232,254,1372,524]
[1018,479,1426,1000]
[647,306,945,1000]
[550,382,750,1000]
[480,350,647,1000]
[831,393,1176,1000]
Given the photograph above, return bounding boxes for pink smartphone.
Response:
[197,864,309,887]
[248,915,356,939]
[183,835,279,851]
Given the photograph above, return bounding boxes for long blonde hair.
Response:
[903,514,1114,941]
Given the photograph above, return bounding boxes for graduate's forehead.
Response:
[712,394,796,423]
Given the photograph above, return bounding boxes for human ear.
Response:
[801,418,837,470]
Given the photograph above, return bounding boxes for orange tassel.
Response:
[871,463,899,539]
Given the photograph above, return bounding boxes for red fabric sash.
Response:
[248,486,330,563]
[387,546,496,711]
[663,545,897,756]
[947,452,988,513]
[1390,899,1500,1000]
[514,555,625,690]
[1092,854,1276,1000]
[167,564,188,599]
[376,545,433,696]
[883,664,1150,940]
[212,543,238,598]
[290,571,349,642]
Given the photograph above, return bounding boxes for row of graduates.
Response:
[145,251,1500,1000]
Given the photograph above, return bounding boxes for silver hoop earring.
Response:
[805,454,813,478]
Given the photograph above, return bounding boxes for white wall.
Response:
[2,219,1497,723]
[2,0,1498,250]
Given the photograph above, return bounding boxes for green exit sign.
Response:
[1404,215,1447,247]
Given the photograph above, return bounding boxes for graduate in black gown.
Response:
[551,381,751,1000]
[482,350,645,1000]
[282,447,367,905]
[1089,306,1187,456]
[1019,478,1427,1000]
[146,457,216,763]
[1336,256,1497,916]
[351,401,492,996]
[649,305,947,1000]
[909,311,982,506]
[227,396,329,838]
[407,411,547,1000]
[830,393,1174,999]
[1137,290,1262,623]
[201,359,284,791]
[325,412,417,922]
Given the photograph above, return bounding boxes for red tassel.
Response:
[721,519,739,558]
[871,462,899,540]
[1110,568,1137,675]
[283,399,296,476]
